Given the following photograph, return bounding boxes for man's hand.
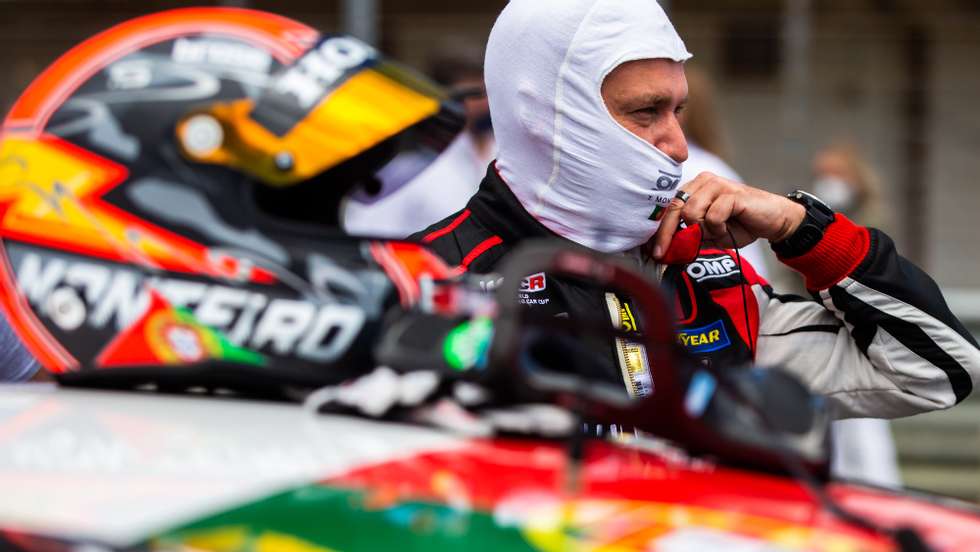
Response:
[651,172,806,259]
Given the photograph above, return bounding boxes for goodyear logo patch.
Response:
[677,320,731,353]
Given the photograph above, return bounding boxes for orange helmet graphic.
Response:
[0,8,459,384]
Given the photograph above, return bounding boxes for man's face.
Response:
[601,59,689,164]
[812,149,856,183]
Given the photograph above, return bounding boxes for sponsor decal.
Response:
[478,276,503,292]
[655,169,681,191]
[617,299,638,332]
[159,321,207,363]
[171,37,273,72]
[98,291,265,367]
[155,447,888,552]
[15,252,364,363]
[518,272,550,305]
[0,134,270,282]
[107,60,153,90]
[606,293,653,397]
[649,205,665,222]
[252,36,376,135]
[686,255,739,282]
[520,272,546,293]
[648,195,672,222]
[518,295,550,306]
[277,37,374,108]
[677,320,731,353]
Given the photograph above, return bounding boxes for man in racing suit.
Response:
[411,0,980,419]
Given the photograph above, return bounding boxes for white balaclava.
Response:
[486,0,692,252]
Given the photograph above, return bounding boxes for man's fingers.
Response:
[652,195,685,259]
[679,185,721,225]
[702,193,736,242]
[686,171,717,190]
[651,173,723,260]
[653,172,795,256]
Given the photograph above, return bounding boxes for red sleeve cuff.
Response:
[777,214,870,291]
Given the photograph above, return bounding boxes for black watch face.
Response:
[796,190,834,216]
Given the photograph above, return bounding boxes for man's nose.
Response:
[657,117,689,164]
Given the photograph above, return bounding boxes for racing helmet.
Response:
[0,8,460,387]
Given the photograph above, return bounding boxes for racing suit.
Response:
[412,165,980,419]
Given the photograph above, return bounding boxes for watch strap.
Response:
[771,190,835,258]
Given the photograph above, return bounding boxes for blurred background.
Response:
[1,0,978,500]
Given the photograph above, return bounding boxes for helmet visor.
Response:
[177,36,462,190]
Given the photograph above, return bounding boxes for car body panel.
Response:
[0,385,459,546]
[1,385,979,551]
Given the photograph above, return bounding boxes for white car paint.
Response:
[0,385,462,547]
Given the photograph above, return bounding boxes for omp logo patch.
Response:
[521,272,547,293]
[655,170,681,191]
[686,255,739,282]
[677,320,731,353]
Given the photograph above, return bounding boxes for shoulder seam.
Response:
[451,236,504,276]
[421,209,472,243]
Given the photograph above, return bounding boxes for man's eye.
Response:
[674,104,686,115]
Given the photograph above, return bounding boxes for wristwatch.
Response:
[770,190,836,258]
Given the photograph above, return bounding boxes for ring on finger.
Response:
[674,190,691,204]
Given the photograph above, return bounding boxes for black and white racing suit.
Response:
[412,165,980,419]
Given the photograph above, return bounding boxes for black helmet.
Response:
[0,7,461,389]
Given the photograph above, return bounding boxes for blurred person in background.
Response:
[679,65,768,277]
[344,46,496,237]
[812,142,887,229]
[812,142,901,488]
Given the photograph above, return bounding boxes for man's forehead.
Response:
[603,59,687,93]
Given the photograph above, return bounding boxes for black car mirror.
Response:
[683,364,832,475]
